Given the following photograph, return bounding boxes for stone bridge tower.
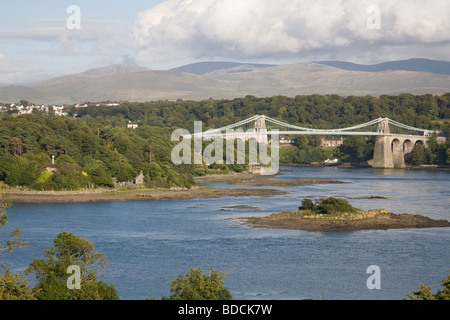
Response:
[254,115,268,145]
[373,119,427,168]
[373,119,394,168]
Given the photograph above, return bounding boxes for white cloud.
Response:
[2,0,450,84]
[0,52,37,84]
[132,0,450,66]
[390,0,450,43]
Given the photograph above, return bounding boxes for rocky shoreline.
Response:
[241,212,450,233]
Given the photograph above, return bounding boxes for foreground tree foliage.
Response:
[405,272,450,300]
[25,231,119,300]
[0,198,29,254]
[168,267,232,300]
[0,196,35,300]
[0,268,36,300]
[1,198,117,300]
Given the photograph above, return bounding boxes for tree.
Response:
[0,196,29,255]
[0,196,35,300]
[89,166,114,188]
[168,267,232,300]
[9,138,23,157]
[293,136,309,150]
[447,147,450,165]
[339,136,373,162]
[405,272,450,300]
[411,144,425,165]
[299,199,315,211]
[298,197,357,215]
[26,231,119,300]
[316,197,356,215]
[0,268,36,300]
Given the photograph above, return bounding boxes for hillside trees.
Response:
[72,93,450,133]
[338,136,374,163]
[0,115,199,190]
[0,93,449,183]
[74,93,449,163]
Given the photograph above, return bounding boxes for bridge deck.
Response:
[200,131,426,138]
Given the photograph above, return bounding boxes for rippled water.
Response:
[1,166,449,300]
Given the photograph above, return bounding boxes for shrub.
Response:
[316,197,356,215]
[299,199,315,211]
[299,197,357,215]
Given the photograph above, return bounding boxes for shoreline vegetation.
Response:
[1,171,326,203]
[0,171,346,203]
[1,163,448,204]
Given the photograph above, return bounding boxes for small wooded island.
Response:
[242,197,450,232]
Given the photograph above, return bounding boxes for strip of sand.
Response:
[0,186,286,203]
[194,172,345,187]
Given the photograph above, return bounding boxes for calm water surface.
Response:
[1,166,449,300]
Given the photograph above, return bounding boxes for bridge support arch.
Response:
[391,138,405,168]
[403,139,414,161]
[373,136,427,168]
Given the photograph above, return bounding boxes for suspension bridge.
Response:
[192,115,438,169]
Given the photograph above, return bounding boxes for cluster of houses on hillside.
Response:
[321,137,344,147]
[0,103,68,116]
[0,101,122,117]
[74,103,120,107]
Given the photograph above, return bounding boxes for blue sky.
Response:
[0,0,163,83]
[1,0,450,84]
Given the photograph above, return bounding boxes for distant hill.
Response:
[315,58,450,76]
[1,59,450,104]
[0,67,237,104]
[204,62,450,97]
[80,64,150,76]
[171,61,276,75]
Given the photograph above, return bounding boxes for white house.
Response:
[128,121,139,129]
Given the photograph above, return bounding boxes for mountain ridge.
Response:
[80,64,151,77]
[171,61,277,75]
[314,58,450,75]
[1,59,449,104]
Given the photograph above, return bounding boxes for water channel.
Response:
[1,166,449,300]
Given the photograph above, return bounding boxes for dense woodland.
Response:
[72,93,450,129]
[0,93,449,191]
